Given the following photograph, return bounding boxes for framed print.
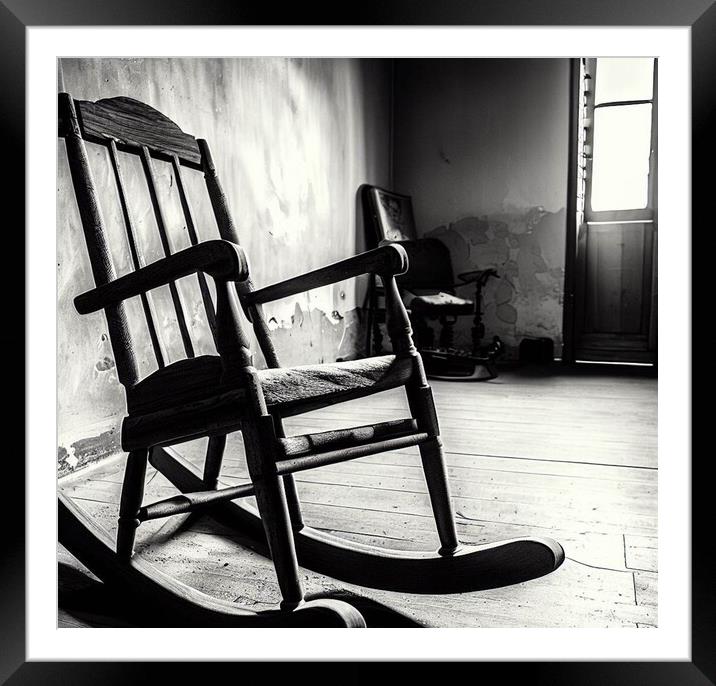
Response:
[6,0,710,681]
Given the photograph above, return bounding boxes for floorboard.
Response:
[58,367,657,628]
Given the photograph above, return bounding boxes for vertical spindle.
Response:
[108,139,166,369]
[170,154,218,344]
[139,145,195,359]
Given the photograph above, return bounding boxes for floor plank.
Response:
[624,534,658,572]
[58,367,657,628]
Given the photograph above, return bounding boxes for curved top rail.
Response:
[66,94,202,167]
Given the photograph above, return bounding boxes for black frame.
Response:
[6,0,708,681]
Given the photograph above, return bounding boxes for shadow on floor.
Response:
[58,561,422,628]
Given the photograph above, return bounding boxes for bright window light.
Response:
[590,103,652,211]
[594,57,654,104]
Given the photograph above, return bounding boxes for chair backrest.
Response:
[58,93,280,390]
[360,184,455,292]
[361,185,418,244]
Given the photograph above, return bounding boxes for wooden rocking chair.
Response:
[58,93,563,625]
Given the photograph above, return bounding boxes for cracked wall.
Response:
[393,59,570,358]
[57,58,391,472]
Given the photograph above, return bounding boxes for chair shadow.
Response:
[58,561,422,628]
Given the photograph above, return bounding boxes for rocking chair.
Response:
[58,93,563,626]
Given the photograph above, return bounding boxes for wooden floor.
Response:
[58,365,657,628]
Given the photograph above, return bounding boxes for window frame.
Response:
[583,57,658,224]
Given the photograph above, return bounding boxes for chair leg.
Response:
[117,448,148,560]
[439,316,455,349]
[406,381,460,555]
[412,314,433,350]
[417,437,460,555]
[243,420,304,610]
[365,274,375,357]
[282,474,305,532]
[273,417,304,531]
[372,317,384,354]
[202,434,227,489]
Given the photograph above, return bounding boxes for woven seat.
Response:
[127,354,412,418]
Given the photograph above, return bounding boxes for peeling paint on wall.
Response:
[265,305,366,367]
[57,57,391,471]
[57,429,122,477]
[425,207,566,356]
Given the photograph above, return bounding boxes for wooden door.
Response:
[574,58,657,363]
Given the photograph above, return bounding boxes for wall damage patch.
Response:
[264,304,365,367]
[424,206,566,358]
[58,428,122,477]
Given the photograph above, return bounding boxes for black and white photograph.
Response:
[0,0,701,674]
[55,53,660,631]
[0,0,708,673]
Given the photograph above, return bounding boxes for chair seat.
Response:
[257,355,413,415]
[403,290,473,316]
[122,354,414,450]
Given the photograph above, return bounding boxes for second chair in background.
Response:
[361,184,503,380]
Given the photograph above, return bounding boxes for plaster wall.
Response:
[393,58,570,358]
[57,57,391,471]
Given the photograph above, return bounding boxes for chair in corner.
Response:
[361,184,503,380]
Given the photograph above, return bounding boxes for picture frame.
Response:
[6,0,708,680]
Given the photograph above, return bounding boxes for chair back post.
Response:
[360,184,418,245]
[381,273,417,357]
[199,138,281,369]
[59,92,139,389]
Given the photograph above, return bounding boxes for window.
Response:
[584,58,656,217]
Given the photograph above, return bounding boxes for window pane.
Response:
[594,58,654,104]
[590,104,652,211]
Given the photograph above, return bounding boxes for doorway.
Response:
[566,58,658,364]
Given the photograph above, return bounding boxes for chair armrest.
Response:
[74,239,249,314]
[243,244,408,306]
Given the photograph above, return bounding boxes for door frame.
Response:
[562,58,581,364]
[562,58,658,365]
